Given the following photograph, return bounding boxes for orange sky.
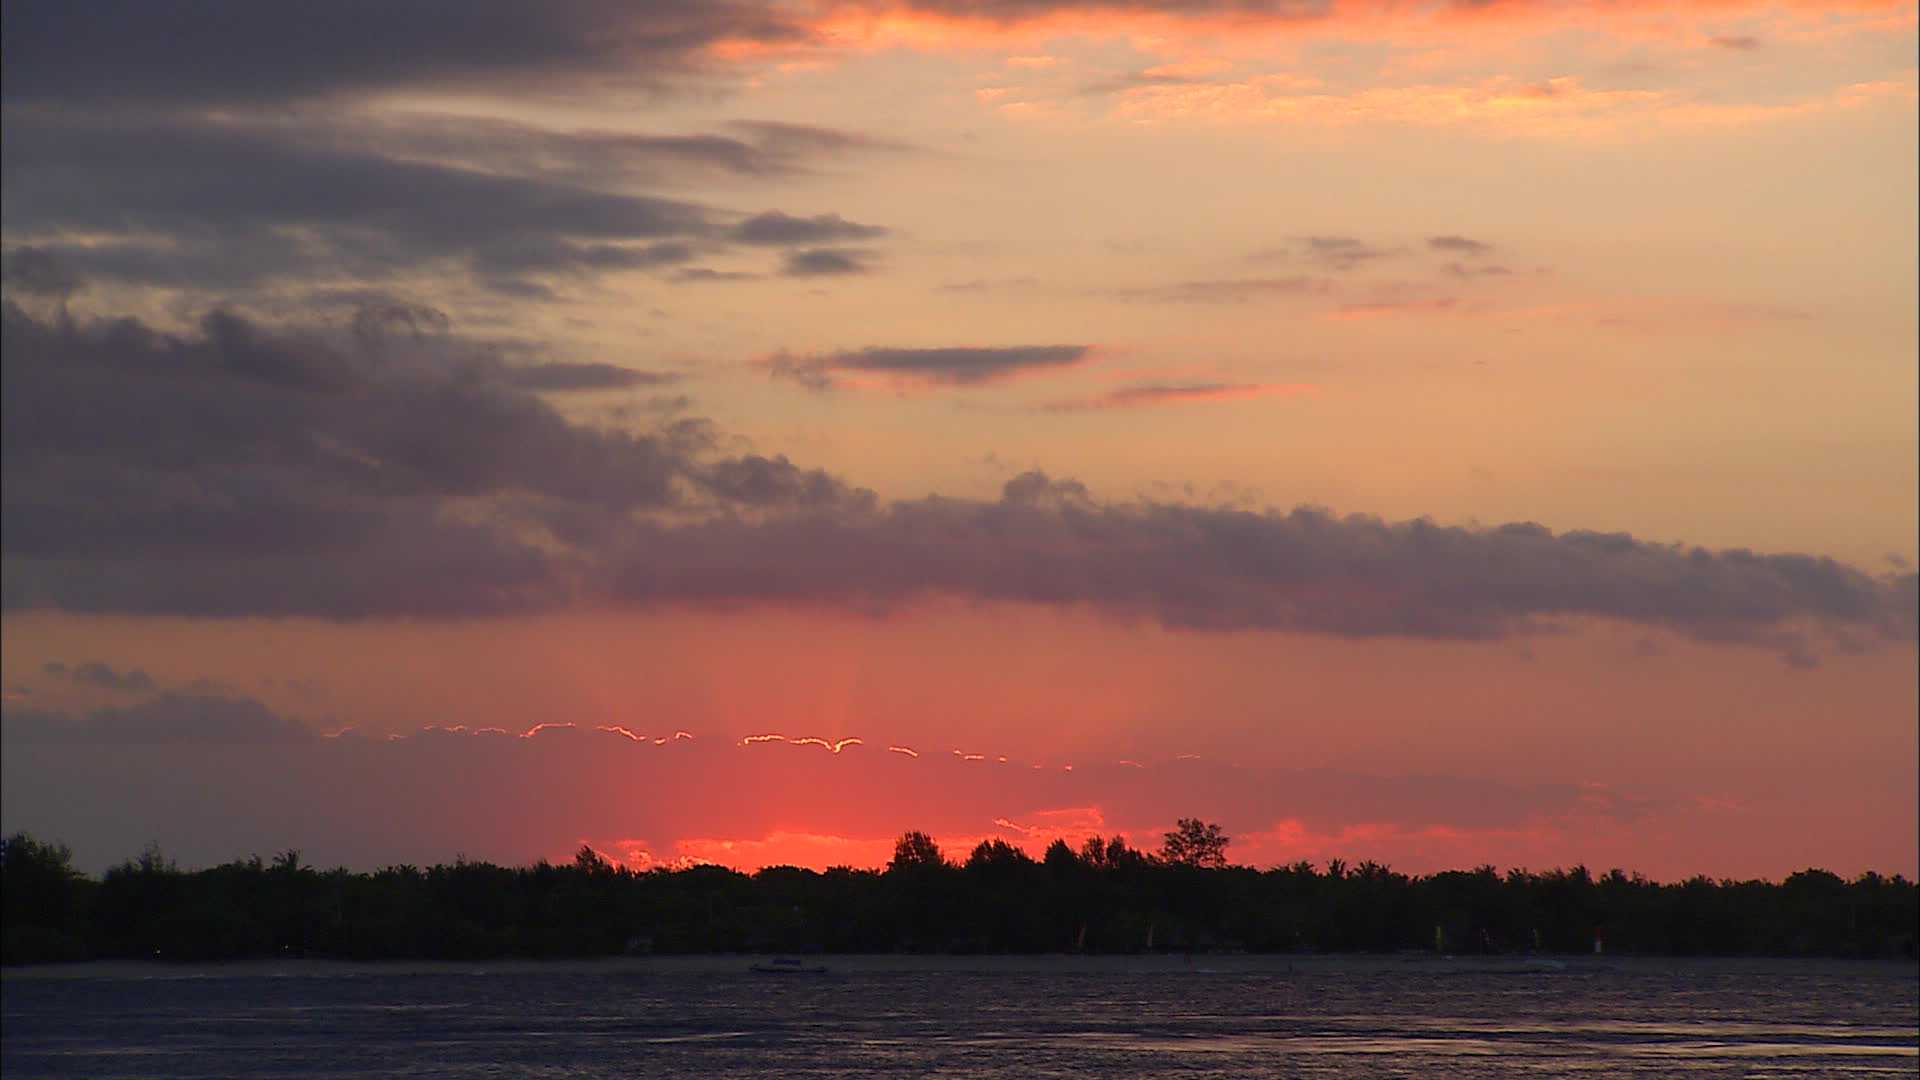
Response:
[1,0,1914,880]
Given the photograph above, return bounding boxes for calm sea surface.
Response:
[4,955,1915,1078]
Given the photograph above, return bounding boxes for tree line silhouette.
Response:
[4,827,1914,964]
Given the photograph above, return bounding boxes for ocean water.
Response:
[3,955,1915,1078]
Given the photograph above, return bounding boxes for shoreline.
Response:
[7,953,1917,981]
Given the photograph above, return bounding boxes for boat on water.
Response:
[749,955,829,974]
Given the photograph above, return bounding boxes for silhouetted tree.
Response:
[1080,834,1148,871]
[966,839,1033,872]
[573,845,616,877]
[1,833,92,963]
[888,831,946,872]
[5,833,1915,963]
[1161,819,1230,868]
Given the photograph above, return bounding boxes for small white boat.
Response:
[750,955,828,974]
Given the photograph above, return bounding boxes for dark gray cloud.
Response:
[0,236,321,295]
[599,473,1918,649]
[2,247,85,298]
[475,241,702,276]
[3,6,905,300]
[766,345,1093,390]
[701,455,879,510]
[277,113,912,193]
[504,362,679,393]
[5,516,566,618]
[674,267,763,283]
[729,211,890,246]
[2,111,718,287]
[0,301,864,616]
[2,694,313,744]
[48,661,158,693]
[2,1,805,106]
[1428,235,1494,255]
[0,303,685,504]
[345,300,452,349]
[780,248,876,277]
[2,111,892,297]
[728,120,915,160]
[2,302,1910,656]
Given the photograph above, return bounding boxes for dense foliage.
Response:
[4,831,1914,964]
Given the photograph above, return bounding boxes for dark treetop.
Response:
[3,829,1914,964]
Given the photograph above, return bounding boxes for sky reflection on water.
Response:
[4,956,1915,1078]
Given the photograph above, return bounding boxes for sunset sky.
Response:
[2,0,1914,879]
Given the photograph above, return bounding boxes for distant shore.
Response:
[7,953,1918,981]
[8,834,1915,965]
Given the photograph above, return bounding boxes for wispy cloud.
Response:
[503,362,678,392]
[729,211,889,246]
[1429,235,1495,255]
[1299,235,1401,270]
[1046,382,1316,411]
[765,344,1093,390]
[43,660,156,693]
[1441,261,1514,279]
[1,1,807,105]
[1112,277,1328,304]
[781,248,876,276]
[0,110,896,300]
